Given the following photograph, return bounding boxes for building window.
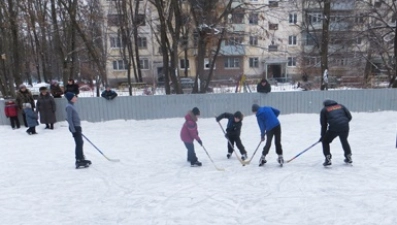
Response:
[249,13,259,25]
[249,57,259,68]
[289,13,297,24]
[231,10,244,24]
[357,37,362,45]
[305,33,318,46]
[288,57,296,67]
[268,45,278,51]
[288,35,297,45]
[355,13,365,23]
[139,58,149,69]
[113,60,128,70]
[269,23,278,30]
[204,58,215,69]
[180,59,190,69]
[137,37,147,49]
[224,57,240,68]
[249,36,258,46]
[107,14,121,26]
[269,1,278,7]
[110,35,122,48]
[136,14,146,26]
[308,13,322,24]
[225,36,243,46]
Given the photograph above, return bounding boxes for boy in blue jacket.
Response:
[252,104,284,166]
[216,111,248,160]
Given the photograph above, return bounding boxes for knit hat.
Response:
[234,111,243,120]
[252,104,260,112]
[65,92,75,101]
[192,107,200,116]
[19,84,26,89]
[39,86,47,91]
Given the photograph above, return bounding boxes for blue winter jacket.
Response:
[255,106,280,138]
[24,108,38,127]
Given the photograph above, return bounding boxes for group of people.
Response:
[180,99,353,167]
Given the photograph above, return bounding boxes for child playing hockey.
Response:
[180,107,203,167]
[4,100,20,129]
[252,104,284,166]
[65,92,91,169]
[216,111,248,160]
[23,103,38,135]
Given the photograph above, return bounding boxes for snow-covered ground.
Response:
[1,111,396,225]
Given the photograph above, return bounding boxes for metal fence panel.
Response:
[1,89,396,126]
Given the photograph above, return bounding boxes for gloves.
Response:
[225,133,229,139]
[319,136,323,142]
[215,118,220,122]
[261,136,265,142]
[197,140,203,146]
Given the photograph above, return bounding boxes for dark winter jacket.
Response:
[320,100,352,136]
[4,101,18,117]
[180,111,201,143]
[36,93,57,124]
[216,112,242,137]
[64,83,80,96]
[50,83,63,98]
[257,79,271,93]
[101,90,118,100]
[24,108,38,127]
[16,89,35,110]
[255,106,280,138]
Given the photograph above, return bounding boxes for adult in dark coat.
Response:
[36,87,57,129]
[64,78,80,96]
[15,84,35,127]
[50,80,63,98]
[256,78,271,93]
[101,86,118,100]
[320,99,353,166]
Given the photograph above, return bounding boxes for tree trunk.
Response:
[320,0,330,91]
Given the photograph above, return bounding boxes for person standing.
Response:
[216,111,248,160]
[36,87,56,129]
[64,78,80,96]
[65,92,91,169]
[256,78,271,93]
[252,104,284,166]
[23,103,38,135]
[4,100,20,129]
[320,99,353,166]
[15,84,35,127]
[50,80,63,98]
[180,107,203,167]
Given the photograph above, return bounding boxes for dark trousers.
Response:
[322,130,351,157]
[184,142,198,163]
[227,136,247,155]
[9,116,20,129]
[22,112,28,127]
[27,127,36,134]
[45,123,54,129]
[71,126,84,160]
[262,125,283,156]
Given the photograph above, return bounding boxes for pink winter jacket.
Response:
[180,111,201,143]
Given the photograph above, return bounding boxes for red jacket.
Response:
[4,102,18,117]
[180,111,201,143]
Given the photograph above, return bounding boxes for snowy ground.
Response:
[1,111,396,225]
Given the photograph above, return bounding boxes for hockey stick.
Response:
[82,134,120,162]
[241,141,262,165]
[217,122,246,165]
[201,145,225,171]
[286,141,320,163]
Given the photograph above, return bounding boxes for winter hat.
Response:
[234,111,243,120]
[65,92,75,101]
[19,84,26,89]
[192,107,200,116]
[39,86,47,91]
[252,104,260,112]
